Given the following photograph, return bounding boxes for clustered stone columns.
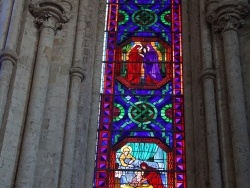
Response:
[15,1,70,187]
[199,0,223,187]
[0,1,32,187]
[207,1,250,187]
[0,0,26,127]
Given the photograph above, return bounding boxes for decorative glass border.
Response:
[94,0,185,187]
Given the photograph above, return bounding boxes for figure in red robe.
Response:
[127,44,143,84]
[139,162,165,188]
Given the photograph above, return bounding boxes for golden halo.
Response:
[121,145,132,153]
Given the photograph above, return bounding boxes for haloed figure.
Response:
[119,145,136,167]
[119,145,136,183]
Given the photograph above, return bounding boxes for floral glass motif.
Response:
[95,0,185,188]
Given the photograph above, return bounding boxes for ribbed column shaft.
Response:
[206,2,250,187]
[0,0,30,186]
[222,29,250,188]
[203,75,223,187]
[15,24,56,188]
[212,30,236,188]
[0,0,14,50]
[0,60,14,127]
[200,1,223,187]
[0,0,25,128]
[59,0,85,186]
[59,74,83,188]
[83,0,106,187]
[15,2,70,187]
[5,0,26,50]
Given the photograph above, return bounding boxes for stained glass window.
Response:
[95,0,185,187]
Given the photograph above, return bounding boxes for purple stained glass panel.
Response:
[95,0,185,187]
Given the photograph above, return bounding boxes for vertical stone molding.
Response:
[0,50,18,127]
[83,1,107,187]
[59,66,84,188]
[58,0,87,186]
[15,1,70,188]
[200,1,223,187]
[0,1,32,188]
[0,0,14,50]
[201,69,223,187]
[207,1,250,188]
[200,2,223,187]
[58,1,86,186]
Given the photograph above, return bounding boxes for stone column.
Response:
[58,0,86,186]
[207,2,250,187]
[0,0,26,127]
[0,0,14,50]
[207,1,236,187]
[0,50,18,127]
[200,1,223,187]
[59,66,84,188]
[15,1,70,187]
[201,69,223,188]
[0,1,34,186]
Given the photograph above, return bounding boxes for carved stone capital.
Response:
[29,0,71,32]
[206,1,250,33]
[201,68,216,81]
[215,14,245,32]
[0,49,19,66]
[70,67,85,82]
[206,0,219,7]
